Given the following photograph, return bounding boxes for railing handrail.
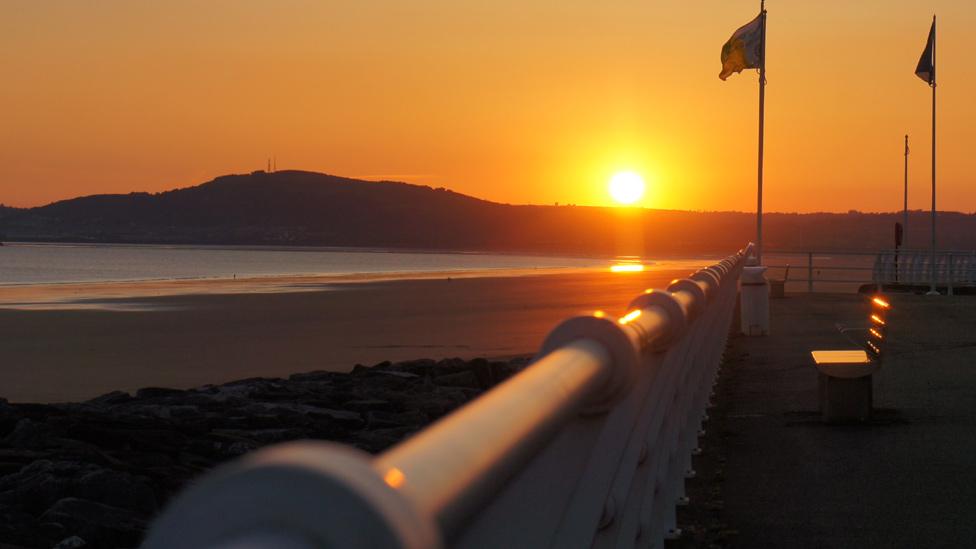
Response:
[762,248,976,292]
[768,248,976,256]
[143,243,754,549]
[375,338,615,539]
[764,249,884,256]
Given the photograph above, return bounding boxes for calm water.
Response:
[0,242,610,285]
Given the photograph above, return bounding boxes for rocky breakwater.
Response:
[0,356,529,549]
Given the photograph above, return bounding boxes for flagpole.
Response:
[756,0,766,264]
[897,133,908,284]
[928,14,937,295]
[904,134,909,240]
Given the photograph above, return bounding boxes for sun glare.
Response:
[608,171,646,205]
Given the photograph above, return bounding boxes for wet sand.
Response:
[0,267,701,403]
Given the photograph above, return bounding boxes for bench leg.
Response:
[818,373,825,414]
[819,373,873,423]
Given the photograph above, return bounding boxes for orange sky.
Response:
[1,1,974,212]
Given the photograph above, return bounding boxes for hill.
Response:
[2,170,975,255]
[0,205,19,219]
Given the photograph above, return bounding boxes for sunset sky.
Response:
[1,1,974,212]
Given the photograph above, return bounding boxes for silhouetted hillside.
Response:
[3,170,976,254]
[0,205,18,239]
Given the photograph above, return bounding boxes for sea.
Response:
[0,242,611,285]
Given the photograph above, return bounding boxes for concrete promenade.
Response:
[683,293,976,548]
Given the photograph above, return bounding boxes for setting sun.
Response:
[608,171,646,205]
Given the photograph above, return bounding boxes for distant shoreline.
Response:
[3,239,612,258]
[0,242,609,288]
[0,266,610,309]
[0,239,729,261]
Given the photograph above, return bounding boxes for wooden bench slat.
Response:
[810,350,879,379]
[811,350,871,364]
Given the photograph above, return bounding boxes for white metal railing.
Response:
[764,250,877,292]
[764,249,976,294]
[873,249,976,293]
[141,244,753,549]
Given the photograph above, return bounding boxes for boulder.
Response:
[134,387,186,400]
[86,391,132,406]
[40,498,145,549]
[344,399,395,412]
[432,370,480,389]
[387,358,437,375]
[74,468,157,514]
[375,370,420,380]
[0,460,95,512]
[365,409,427,429]
[288,370,334,382]
[0,460,157,515]
[0,508,47,547]
[53,536,87,548]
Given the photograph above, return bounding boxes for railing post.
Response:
[807,252,814,293]
[947,253,954,296]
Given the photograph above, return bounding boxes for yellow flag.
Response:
[719,13,764,81]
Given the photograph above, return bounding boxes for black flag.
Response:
[915,18,935,85]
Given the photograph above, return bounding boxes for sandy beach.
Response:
[0,266,702,403]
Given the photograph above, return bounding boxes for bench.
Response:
[810,295,890,423]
